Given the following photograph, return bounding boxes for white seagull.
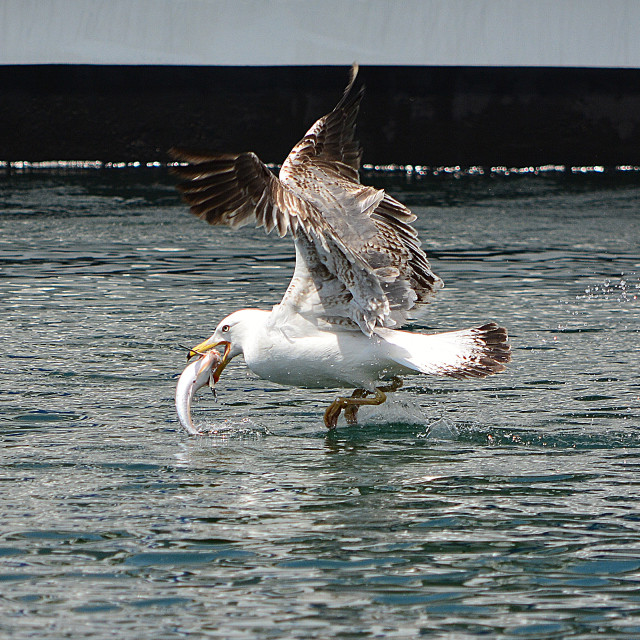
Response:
[171,65,510,429]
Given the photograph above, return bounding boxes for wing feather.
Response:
[171,149,305,237]
[171,65,443,335]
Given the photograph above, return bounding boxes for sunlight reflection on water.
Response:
[1,171,639,639]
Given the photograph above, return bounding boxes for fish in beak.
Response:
[187,337,231,384]
[175,349,222,435]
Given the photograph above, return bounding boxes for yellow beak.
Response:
[187,338,231,384]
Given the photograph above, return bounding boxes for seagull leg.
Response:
[324,378,403,430]
[324,389,386,430]
[378,376,403,394]
[344,389,370,424]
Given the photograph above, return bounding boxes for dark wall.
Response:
[2,65,639,166]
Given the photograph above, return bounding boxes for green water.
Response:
[1,171,639,638]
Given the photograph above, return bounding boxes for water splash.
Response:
[359,396,431,426]
[419,415,460,440]
[195,416,271,439]
[578,273,639,302]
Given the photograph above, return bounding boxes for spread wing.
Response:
[170,65,442,335]
[169,149,306,238]
[290,62,364,182]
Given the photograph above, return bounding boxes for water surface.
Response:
[1,170,639,638]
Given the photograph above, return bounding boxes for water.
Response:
[1,169,639,638]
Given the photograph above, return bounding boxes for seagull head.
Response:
[186,309,264,382]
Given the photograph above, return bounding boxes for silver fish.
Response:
[175,350,222,435]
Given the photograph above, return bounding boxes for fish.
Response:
[175,349,222,435]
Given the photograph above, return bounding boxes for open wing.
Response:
[277,65,442,330]
[286,63,364,183]
[170,65,442,335]
[169,149,307,238]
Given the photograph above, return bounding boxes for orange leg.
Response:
[323,377,403,429]
[344,389,370,424]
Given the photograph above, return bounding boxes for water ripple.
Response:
[1,172,640,639]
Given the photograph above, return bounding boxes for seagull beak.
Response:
[187,338,231,384]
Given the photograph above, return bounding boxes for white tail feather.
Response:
[377,322,511,379]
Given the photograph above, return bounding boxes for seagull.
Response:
[170,65,510,429]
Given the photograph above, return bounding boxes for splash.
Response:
[195,416,271,439]
[359,396,431,426]
[419,415,460,440]
[357,397,460,441]
[578,273,639,303]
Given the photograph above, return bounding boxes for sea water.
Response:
[1,169,639,638]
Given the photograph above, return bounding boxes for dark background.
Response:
[2,65,639,166]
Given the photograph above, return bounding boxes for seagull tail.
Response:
[378,323,511,379]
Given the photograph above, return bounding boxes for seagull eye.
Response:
[221,325,230,333]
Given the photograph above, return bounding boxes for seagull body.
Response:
[210,308,403,390]
[172,65,510,428]
[222,309,390,390]
[203,308,506,392]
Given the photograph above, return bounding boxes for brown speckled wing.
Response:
[171,65,443,335]
[170,149,310,238]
